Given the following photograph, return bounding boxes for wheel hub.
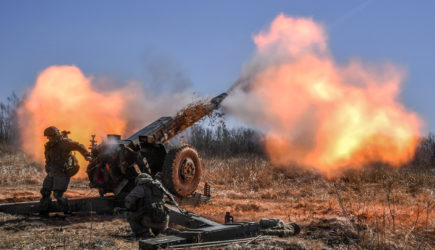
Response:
[180,158,196,183]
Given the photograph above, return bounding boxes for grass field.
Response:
[0,147,434,249]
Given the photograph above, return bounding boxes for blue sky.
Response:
[0,1,434,132]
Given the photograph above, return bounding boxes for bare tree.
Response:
[0,93,21,146]
[187,125,265,157]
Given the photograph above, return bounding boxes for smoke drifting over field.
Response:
[223,14,422,175]
[17,65,192,175]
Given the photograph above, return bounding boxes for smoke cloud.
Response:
[223,14,422,175]
[17,65,193,176]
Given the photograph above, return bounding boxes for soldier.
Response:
[124,173,170,238]
[39,126,91,217]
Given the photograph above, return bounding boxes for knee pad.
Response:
[53,191,65,200]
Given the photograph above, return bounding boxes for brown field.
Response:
[0,149,434,249]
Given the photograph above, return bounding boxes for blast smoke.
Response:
[223,14,422,175]
[17,65,193,177]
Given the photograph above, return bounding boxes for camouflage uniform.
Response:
[40,126,90,215]
[124,173,169,237]
[259,218,300,237]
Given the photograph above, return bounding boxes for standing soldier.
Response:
[39,126,91,217]
[124,173,170,238]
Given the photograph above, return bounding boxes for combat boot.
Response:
[39,211,50,218]
[136,231,153,240]
[53,191,71,214]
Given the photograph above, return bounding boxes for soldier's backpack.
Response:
[259,218,301,237]
[149,200,168,222]
[65,154,80,177]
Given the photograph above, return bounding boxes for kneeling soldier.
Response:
[124,173,170,238]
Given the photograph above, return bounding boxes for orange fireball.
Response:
[225,14,422,175]
[17,65,127,177]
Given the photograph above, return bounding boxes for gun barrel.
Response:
[126,92,227,144]
[210,92,228,109]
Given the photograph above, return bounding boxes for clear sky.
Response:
[0,0,434,132]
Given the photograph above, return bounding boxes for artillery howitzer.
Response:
[0,91,302,248]
[86,92,228,199]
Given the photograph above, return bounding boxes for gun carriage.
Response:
[86,93,228,199]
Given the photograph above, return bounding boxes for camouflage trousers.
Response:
[39,171,71,213]
[127,213,169,237]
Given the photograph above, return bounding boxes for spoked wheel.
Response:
[162,144,202,197]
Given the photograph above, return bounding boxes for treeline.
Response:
[0,93,20,147]
[187,125,265,158]
[412,133,435,169]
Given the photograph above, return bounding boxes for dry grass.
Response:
[191,156,435,249]
[0,146,43,186]
[0,149,434,249]
[0,213,135,249]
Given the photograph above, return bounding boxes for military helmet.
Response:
[135,173,153,185]
[44,126,60,137]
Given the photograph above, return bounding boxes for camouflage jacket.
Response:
[125,178,168,222]
[44,136,89,172]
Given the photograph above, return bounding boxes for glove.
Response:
[85,153,92,162]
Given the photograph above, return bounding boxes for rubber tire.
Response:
[162,144,202,197]
[291,222,301,235]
